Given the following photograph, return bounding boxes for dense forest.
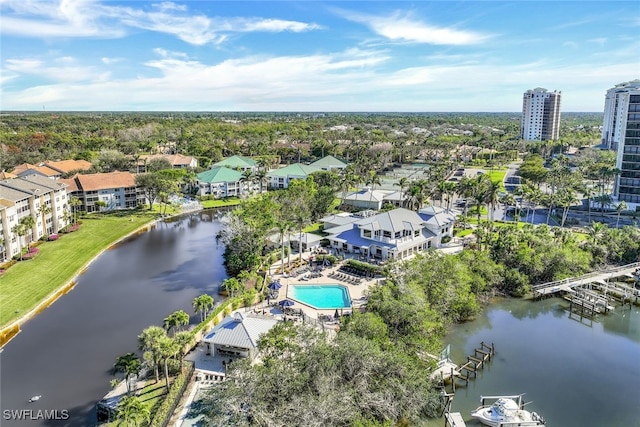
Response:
[0,111,603,174]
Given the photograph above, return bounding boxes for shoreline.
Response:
[0,217,165,349]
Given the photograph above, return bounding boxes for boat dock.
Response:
[445,342,495,391]
[438,342,495,426]
[445,412,466,427]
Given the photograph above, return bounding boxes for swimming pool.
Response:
[289,284,351,309]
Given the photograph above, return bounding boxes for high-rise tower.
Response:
[606,80,640,208]
[521,88,562,141]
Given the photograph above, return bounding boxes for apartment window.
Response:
[383,231,392,238]
[363,229,372,238]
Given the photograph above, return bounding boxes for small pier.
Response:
[445,412,467,427]
[565,287,614,317]
[449,342,495,391]
[439,342,495,427]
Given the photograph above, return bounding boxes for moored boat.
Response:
[471,394,545,426]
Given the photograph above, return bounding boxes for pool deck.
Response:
[269,263,379,321]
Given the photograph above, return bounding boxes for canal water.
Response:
[0,211,228,427]
[427,297,640,427]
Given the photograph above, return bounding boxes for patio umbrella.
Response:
[334,309,339,319]
[268,281,282,290]
[279,299,295,307]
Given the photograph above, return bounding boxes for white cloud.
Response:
[237,18,322,33]
[588,37,607,46]
[0,0,322,45]
[2,47,634,112]
[153,2,188,12]
[101,57,123,65]
[4,56,107,82]
[338,9,492,45]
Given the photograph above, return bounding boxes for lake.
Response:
[0,211,228,427]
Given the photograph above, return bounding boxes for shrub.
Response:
[441,235,452,244]
[69,225,80,232]
[48,234,59,241]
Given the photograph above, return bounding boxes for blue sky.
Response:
[1,1,638,112]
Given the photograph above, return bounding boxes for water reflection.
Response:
[442,298,640,427]
[0,210,228,426]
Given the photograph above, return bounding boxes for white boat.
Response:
[471,394,545,426]
[29,395,41,403]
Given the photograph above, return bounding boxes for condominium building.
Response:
[605,80,640,208]
[521,88,562,141]
[0,176,69,262]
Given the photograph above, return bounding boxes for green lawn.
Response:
[199,197,241,208]
[486,169,507,190]
[105,380,169,426]
[0,210,157,328]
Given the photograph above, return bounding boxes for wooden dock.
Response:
[438,342,495,392]
[445,412,466,427]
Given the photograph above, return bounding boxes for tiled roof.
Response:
[46,159,92,173]
[73,171,137,191]
[197,166,243,183]
[10,162,60,177]
[213,155,257,168]
[267,163,320,178]
[140,153,196,167]
[0,171,18,179]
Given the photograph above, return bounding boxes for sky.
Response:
[0,1,638,112]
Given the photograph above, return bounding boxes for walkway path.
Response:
[532,261,640,297]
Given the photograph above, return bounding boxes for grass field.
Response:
[485,169,507,190]
[105,379,170,426]
[0,210,157,328]
[199,197,241,208]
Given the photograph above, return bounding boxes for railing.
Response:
[532,261,640,292]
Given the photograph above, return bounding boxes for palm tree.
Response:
[558,189,579,228]
[163,310,190,335]
[394,177,409,207]
[456,177,475,217]
[38,204,52,236]
[406,181,426,211]
[365,170,382,210]
[582,186,595,224]
[615,201,627,228]
[442,181,457,210]
[484,181,502,221]
[588,221,607,244]
[596,194,612,216]
[138,326,166,383]
[11,223,27,260]
[69,196,82,225]
[158,336,180,390]
[240,169,255,195]
[527,187,543,225]
[116,395,150,427]
[499,192,516,221]
[19,215,36,247]
[193,294,215,323]
[113,353,142,394]
[254,169,268,194]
